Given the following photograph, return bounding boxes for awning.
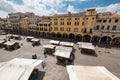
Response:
[54,46,72,59]
[4,41,16,46]
[60,41,74,47]
[79,42,95,50]
[0,58,43,80]
[31,38,39,42]
[66,65,120,80]
[49,40,60,45]
[26,36,34,39]
[0,40,5,44]
[43,44,56,49]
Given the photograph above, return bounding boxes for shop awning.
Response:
[60,41,74,47]
[66,65,120,80]
[43,44,56,49]
[4,41,16,46]
[79,42,95,50]
[0,58,43,80]
[49,40,60,45]
[54,46,72,59]
[31,38,39,42]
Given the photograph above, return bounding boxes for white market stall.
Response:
[26,36,34,42]
[60,41,74,47]
[66,65,120,80]
[4,41,20,50]
[49,40,60,45]
[43,44,56,55]
[0,58,43,80]
[79,42,95,54]
[54,46,73,65]
[31,38,40,46]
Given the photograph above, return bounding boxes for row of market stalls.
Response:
[0,58,43,80]
[43,40,74,65]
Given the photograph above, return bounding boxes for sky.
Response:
[0,0,120,18]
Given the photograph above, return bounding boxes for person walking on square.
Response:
[42,62,46,69]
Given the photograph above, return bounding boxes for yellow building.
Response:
[50,9,96,42]
[20,17,29,35]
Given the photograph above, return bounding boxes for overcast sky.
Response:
[0,0,120,18]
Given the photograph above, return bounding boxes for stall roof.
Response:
[31,38,39,42]
[43,44,56,49]
[54,49,71,59]
[0,36,6,40]
[79,42,95,50]
[49,40,60,45]
[56,46,72,52]
[4,41,16,46]
[13,35,20,37]
[0,58,43,80]
[67,65,120,80]
[26,36,34,39]
[0,40,5,44]
[60,41,74,47]
[77,42,93,45]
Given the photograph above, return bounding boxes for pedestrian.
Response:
[44,52,47,58]
[42,62,46,69]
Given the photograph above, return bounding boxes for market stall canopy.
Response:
[67,65,120,80]
[56,46,72,52]
[49,40,60,45]
[60,41,74,47]
[4,41,16,46]
[0,58,43,80]
[43,44,56,49]
[31,38,40,42]
[0,35,7,40]
[54,46,72,59]
[0,40,5,44]
[13,35,20,37]
[26,36,34,39]
[79,42,95,50]
[78,42,93,46]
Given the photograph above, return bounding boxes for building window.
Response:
[54,22,58,25]
[112,26,117,30]
[60,22,64,25]
[109,19,111,23]
[82,22,84,26]
[84,28,87,33]
[89,28,92,33]
[67,22,71,25]
[60,27,64,31]
[101,26,104,30]
[66,28,71,31]
[86,18,88,20]
[92,17,94,20]
[67,18,71,20]
[107,26,110,30]
[74,22,79,26]
[54,27,58,31]
[74,28,78,32]
[103,20,107,23]
[115,19,119,23]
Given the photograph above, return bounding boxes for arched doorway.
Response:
[51,32,56,37]
[69,33,75,40]
[75,34,82,41]
[56,33,62,38]
[83,35,91,42]
[46,32,50,37]
[92,36,100,43]
[112,37,120,47]
[100,36,111,44]
[63,33,68,39]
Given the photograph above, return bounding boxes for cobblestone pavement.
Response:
[0,35,120,80]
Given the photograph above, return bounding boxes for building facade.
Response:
[50,9,96,42]
[93,12,120,46]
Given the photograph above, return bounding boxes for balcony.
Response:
[93,30,120,33]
